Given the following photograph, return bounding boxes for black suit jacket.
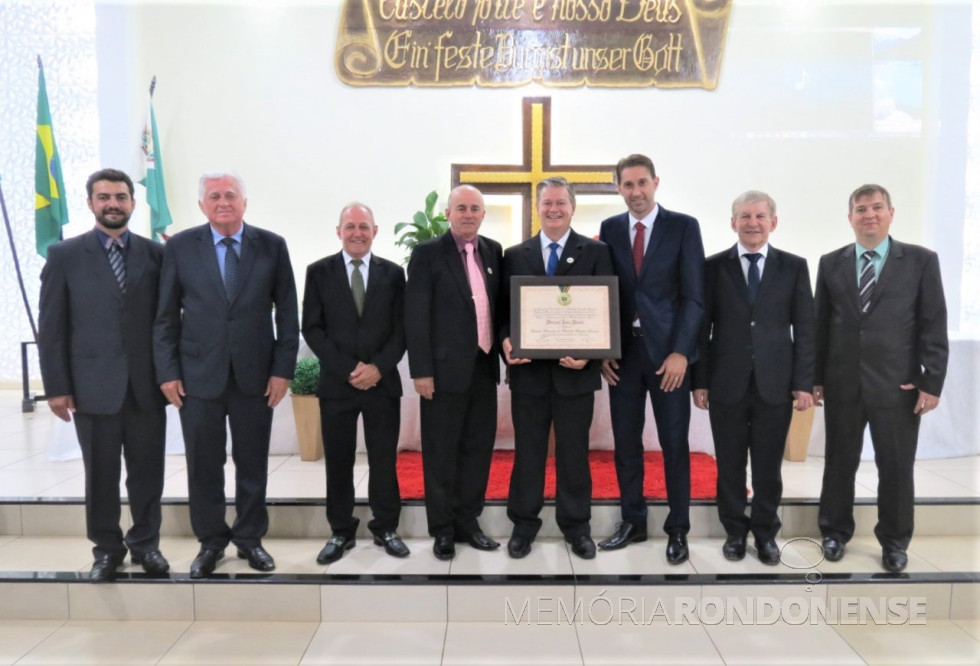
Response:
[693,244,815,405]
[301,252,405,399]
[599,207,705,364]
[405,232,503,392]
[501,230,615,396]
[39,230,165,414]
[814,237,948,406]
[154,222,299,399]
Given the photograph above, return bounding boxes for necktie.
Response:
[107,240,126,295]
[546,241,560,276]
[745,253,762,304]
[859,250,877,314]
[464,242,492,354]
[632,222,645,276]
[350,258,365,316]
[222,237,239,300]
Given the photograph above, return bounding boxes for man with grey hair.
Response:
[155,171,299,577]
[692,190,815,564]
[500,177,614,560]
[302,203,409,564]
[815,184,948,573]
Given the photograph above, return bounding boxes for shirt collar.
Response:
[95,227,130,249]
[342,250,372,265]
[629,204,659,230]
[211,223,244,246]
[737,242,769,259]
[540,229,571,251]
[855,236,890,258]
[451,232,479,253]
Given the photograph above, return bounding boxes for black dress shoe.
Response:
[190,548,224,579]
[882,547,908,573]
[317,535,355,564]
[822,537,845,562]
[507,535,532,559]
[374,531,410,558]
[237,545,276,572]
[598,522,648,550]
[132,550,170,576]
[433,535,455,560]
[568,535,596,560]
[465,531,500,551]
[89,555,123,583]
[665,531,689,564]
[722,535,746,561]
[756,539,780,566]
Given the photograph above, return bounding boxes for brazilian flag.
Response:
[35,60,69,258]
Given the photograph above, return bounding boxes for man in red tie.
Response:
[405,185,504,560]
[598,154,705,564]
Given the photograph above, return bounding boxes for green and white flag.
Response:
[139,77,172,241]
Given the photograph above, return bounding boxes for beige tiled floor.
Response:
[1,391,979,663]
[1,617,977,664]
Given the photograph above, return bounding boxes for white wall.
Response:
[87,1,970,313]
[2,0,973,383]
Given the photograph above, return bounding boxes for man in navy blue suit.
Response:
[598,154,705,564]
[693,191,815,565]
[155,172,299,578]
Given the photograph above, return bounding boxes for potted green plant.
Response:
[289,357,323,461]
[394,190,449,264]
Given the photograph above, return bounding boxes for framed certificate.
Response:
[510,276,621,359]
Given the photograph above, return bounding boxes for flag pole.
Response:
[0,174,37,341]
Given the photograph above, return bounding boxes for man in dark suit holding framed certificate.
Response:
[302,203,409,564]
[154,171,299,578]
[693,191,815,564]
[598,154,705,564]
[39,168,169,582]
[500,177,614,560]
[815,184,948,573]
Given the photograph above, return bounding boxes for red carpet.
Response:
[396,450,717,500]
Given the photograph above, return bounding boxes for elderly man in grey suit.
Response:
[39,168,169,582]
[155,172,299,578]
[815,184,948,573]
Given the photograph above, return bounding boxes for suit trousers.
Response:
[320,391,401,538]
[73,389,166,560]
[819,391,920,551]
[420,350,498,538]
[708,378,792,542]
[179,371,273,551]
[608,333,692,534]
[507,391,593,540]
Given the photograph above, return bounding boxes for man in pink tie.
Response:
[405,185,504,560]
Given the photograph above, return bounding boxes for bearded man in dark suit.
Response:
[39,168,169,582]
[815,184,948,573]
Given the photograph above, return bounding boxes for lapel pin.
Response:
[487,267,493,274]
[566,257,574,264]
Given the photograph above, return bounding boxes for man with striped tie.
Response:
[814,184,949,573]
[39,169,169,582]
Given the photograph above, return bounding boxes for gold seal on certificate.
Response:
[511,276,621,360]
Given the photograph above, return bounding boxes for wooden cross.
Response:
[452,97,619,239]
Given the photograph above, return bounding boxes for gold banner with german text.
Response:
[336,0,733,88]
